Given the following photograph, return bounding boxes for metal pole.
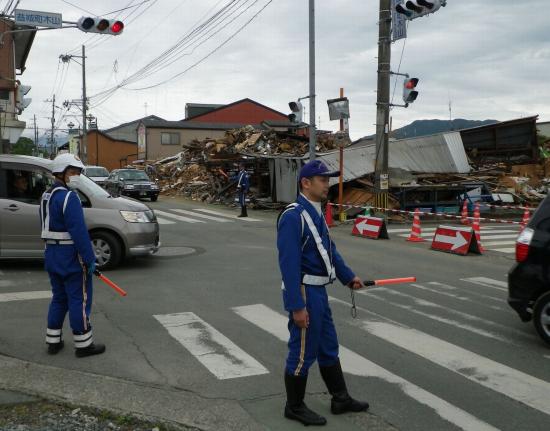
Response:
[338,87,345,221]
[375,0,392,213]
[81,44,87,163]
[50,94,55,157]
[308,0,316,161]
[33,114,37,156]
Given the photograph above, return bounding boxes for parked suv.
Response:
[83,165,109,187]
[508,196,550,346]
[104,169,160,201]
[0,155,160,269]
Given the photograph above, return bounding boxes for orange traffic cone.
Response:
[461,200,470,225]
[520,207,530,231]
[325,202,335,228]
[472,202,484,252]
[407,208,426,242]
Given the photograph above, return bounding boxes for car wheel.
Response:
[533,291,550,346]
[91,231,122,270]
[151,195,158,202]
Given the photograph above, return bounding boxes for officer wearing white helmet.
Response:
[41,153,105,357]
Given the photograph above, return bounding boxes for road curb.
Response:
[0,354,265,431]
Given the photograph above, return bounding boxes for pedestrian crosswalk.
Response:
[387,225,521,254]
[149,275,550,430]
[154,208,262,225]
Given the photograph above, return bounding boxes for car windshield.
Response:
[77,173,111,198]
[85,167,109,177]
[119,170,150,181]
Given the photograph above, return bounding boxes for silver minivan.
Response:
[0,155,160,269]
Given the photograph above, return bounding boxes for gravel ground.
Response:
[0,401,196,431]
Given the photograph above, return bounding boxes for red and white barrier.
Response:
[352,216,389,240]
[431,226,482,256]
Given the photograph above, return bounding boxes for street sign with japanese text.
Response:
[391,0,407,41]
[14,9,62,28]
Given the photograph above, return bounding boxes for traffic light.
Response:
[403,78,419,105]
[77,17,124,35]
[15,84,31,114]
[395,0,446,20]
[288,101,304,124]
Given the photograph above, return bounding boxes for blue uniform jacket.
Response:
[42,181,95,266]
[277,195,355,312]
[237,170,250,193]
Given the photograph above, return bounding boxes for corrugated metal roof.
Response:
[318,131,470,183]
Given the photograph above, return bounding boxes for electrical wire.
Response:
[59,0,96,16]
[90,0,266,106]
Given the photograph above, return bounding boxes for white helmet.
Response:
[52,153,85,174]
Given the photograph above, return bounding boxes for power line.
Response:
[126,0,274,91]
[59,0,96,16]
[89,0,257,105]
[100,0,151,16]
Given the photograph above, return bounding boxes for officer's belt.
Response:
[302,274,332,286]
[45,239,74,245]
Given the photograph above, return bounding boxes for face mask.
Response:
[66,175,81,189]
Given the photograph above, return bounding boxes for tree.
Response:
[12,137,35,155]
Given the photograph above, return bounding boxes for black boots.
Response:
[238,205,248,218]
[47,341,64,355]
[320,361,369,415]
[284,373,327,426]
[75,343,106,358]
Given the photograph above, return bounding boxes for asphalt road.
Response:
[1,196,549,431]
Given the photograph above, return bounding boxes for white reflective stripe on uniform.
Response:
[237,172,244,187]
[62,191,71,214]
[46,336,62,344]
[46,328,62,336]
[41,187,72,241]
[300,209,336,281]
[74,331,93,348]
[302,275,331,285]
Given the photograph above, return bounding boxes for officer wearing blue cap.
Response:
[236,162,250,217]
[277,159,369,426]
[41,153,105,358]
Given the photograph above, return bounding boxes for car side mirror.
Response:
[119,177,124,181]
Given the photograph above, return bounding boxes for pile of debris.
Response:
[132,126,351,203]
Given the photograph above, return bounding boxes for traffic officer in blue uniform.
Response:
[277,160,369,426]
[41,153,105,358]
[236,162,250,218]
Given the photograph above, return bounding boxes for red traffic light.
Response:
[111,21,124,34]
[405,78,419,89]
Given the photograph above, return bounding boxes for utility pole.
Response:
[374,0,392,213]
[33,114,37,156]
[50,94,56,157]
[308,0,316,161]
[81,44,87,163]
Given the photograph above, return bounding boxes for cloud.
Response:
[18,0,550,143]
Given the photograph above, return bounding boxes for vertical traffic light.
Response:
[77,17,124,35]
[395,0,446,20]
[403,78,419,105]
[288,101,304,124]
[15,84,32,114]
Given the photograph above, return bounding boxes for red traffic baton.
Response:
[93,270,127,297]
[363,277,416,287]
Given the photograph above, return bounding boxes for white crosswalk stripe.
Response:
[153,312,268,380]
[0,291,52,302]
[154,210,206,224]
[360,320,550,416]
[193,208,261,222]
[388,225,520,254]
[233,303,499,431]
[461,277,507,291]
[152,208,262,225]
[170,209,233,223]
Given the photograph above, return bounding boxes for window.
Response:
[0,90,9,100]
[0,165,53,204]
[161,132,180,145]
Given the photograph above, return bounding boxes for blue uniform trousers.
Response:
[286,284,339,376]
[45,245,92,336]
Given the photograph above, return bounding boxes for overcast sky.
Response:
[10,0,550,143]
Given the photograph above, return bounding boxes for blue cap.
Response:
[299,160,340,181]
